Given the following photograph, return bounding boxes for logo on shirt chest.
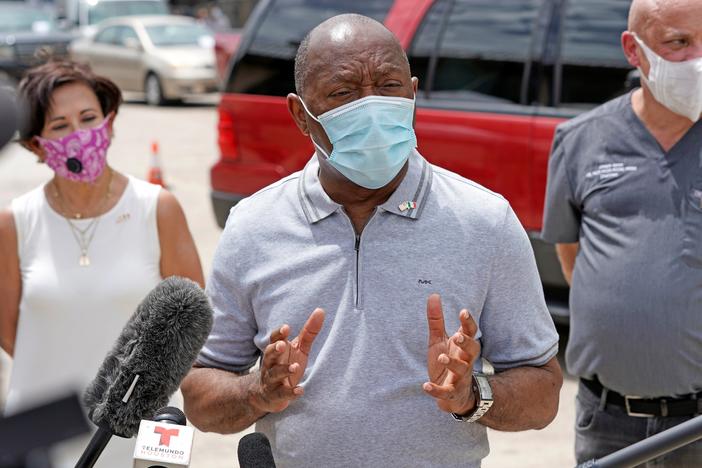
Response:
[418,279,432,285]
[585,162,638,180]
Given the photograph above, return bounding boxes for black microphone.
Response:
[238,432,276,468]
[152,406,187,426]
[0,85,19,150]
[75,276,213,468]
[133,407,193,467]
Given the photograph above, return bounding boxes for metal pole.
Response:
[576,414,702,468]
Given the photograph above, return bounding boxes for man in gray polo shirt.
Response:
[541,0,702,465]
[183,14,561,467]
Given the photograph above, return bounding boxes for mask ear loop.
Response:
[298,96,332,160]
[629,32,653,90]
[297,96,321,123]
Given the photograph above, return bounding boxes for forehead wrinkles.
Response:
[634,0,702,37]
[314,45,408,84]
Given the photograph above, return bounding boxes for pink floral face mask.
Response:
[36,115,112,183]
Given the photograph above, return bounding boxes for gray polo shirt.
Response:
[200,150,558,467]
[542,93,702,397]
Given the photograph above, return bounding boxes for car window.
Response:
[145,23,213,47]
[94,26,121,44]
[558,0,631,108]
[406,0,450,92]
[0,7,55,33]
[227,0,394,96]
[410,0,545,104]
[88,1,169,25]
[117,26,140,46]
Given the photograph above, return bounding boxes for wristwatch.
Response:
[451,373,494,423]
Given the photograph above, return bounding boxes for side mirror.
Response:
[123,37,142,51]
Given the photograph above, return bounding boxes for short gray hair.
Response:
[294,32,312,96]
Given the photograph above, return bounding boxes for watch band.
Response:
[451,373,494,422]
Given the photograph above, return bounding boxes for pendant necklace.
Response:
[52,169,114,267]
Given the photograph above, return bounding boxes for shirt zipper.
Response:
[354,234,360,308]
[342,209,378,310]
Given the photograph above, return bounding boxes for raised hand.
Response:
[423,294,480,415]
[249,308,326,414]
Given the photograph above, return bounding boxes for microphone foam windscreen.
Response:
[0,86,18,150]
[238,432,276,468]
[84,276,213,437]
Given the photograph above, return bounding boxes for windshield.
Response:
[145,23,212,47]
[0,8,55,33]
[88,1,168,25]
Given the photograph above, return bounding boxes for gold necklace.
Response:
[52,169,113,219]
[52,169,114,266]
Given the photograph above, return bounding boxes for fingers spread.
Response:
[297,308,326,355]
[270,324,290,344]
[438,353,472,379]
[261,340,288,369]
[422,381,458,401]
[459,309,478,337]
[264,363,298,385]
[450,332,481,363]
[426,293,447,344]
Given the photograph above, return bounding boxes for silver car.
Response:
[71,15,218,105]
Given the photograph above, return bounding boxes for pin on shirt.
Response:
[399,201,417,212]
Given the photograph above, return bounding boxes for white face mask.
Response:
[633,33,702,121]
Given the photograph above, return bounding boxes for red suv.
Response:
[210,0,634,324]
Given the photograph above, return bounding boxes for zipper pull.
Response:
[355,234,360,251]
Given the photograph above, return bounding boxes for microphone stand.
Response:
[75,374,141,468]
[74,426,113,468]
[576,414,702,468]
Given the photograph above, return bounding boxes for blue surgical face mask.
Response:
[299,95,417,189]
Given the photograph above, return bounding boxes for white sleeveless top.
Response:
[6,175,163,467]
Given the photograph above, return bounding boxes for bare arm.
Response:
[423,295,562,431]
[156,190,204,287]
[0,208,20,357]
[555,242,579,286]
[479,356,562,431]
[182,309,326,434]
[181,367,267,434]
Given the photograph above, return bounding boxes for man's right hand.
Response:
[248,308,326,414]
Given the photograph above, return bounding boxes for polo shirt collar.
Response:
[379,149,432,219]
[298,149,433,224]
[298,156,342,224]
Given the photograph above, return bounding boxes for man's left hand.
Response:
[423,293,481,416]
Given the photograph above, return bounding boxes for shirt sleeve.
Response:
[541,126,581,244]
[195,206,261,373]
[480,204,559,371]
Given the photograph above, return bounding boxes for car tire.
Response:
[145,73,165,106]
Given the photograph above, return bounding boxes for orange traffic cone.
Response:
[147,140,166,187]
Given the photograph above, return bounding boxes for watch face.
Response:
[475,374,493,401]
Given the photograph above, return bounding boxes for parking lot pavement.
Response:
[0,101,576,466]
